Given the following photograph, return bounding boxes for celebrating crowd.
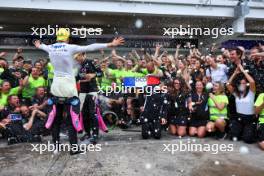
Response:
[0,34,264,154]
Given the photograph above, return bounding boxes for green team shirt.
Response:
[47,62,54,79]
[98,69,114,91]
[0,87,20,106]
[138,67,160,76]
[208,94,229,121]
[139,68,148,75]
[123,69,145,77]
[110,69,146,85]
[22,75,46,98]
[255,93,264,124]
[98,69,145,91]
[109,69,128,86]
[0,68,4,85]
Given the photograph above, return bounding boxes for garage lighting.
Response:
[244,33,264,37]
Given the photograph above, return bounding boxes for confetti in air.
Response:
[239,146,249,154]
[145,163,152,169]
[214,161,220,165]
[135,19,143,29]
[232,137,238,142]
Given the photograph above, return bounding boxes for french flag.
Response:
[123,75,160,87]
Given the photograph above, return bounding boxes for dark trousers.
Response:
[229,113,257,144]
[30,118,46,136]
[142,121,162,139]
[51,103,77,145]
[6,122,33,142]
[82,94,98,138]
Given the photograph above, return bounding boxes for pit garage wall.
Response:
[0,35,198,62]
[1,35,263,62]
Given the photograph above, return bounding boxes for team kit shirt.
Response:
[255,93,264,124]
[108,69,144,86]
[208,94,229,121]
[78,59,102,93]
[98,69,114,92]
[234,90,255,115]
[22,75,46,99]
[206,64,228,83]
[0,87,20,106]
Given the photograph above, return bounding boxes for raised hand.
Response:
[155,44,162,50]
[0,52,7,57]
[17,47,23,53]
[109,37,125,47]
[34,40,41,48]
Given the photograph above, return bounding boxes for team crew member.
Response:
[34,28,124,155]
[227,64,256,143]
[189,81,209,138]
[0,95,40,144]
[168,77,190,137]
[106,58,125,87]
[250,47,264,95]
[20,104,47,137]
[45,61,54,91]
[0,80,23,107]
[31,87,48,112]
[255,93,264,150]
[140,85,168,139]
[227,47,254,123]
[22,67,46,105]
[206,82,229,139]
[205,56,228,84]
[75,52,103,143]
[98,61,113,93]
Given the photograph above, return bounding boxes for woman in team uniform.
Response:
[167,77,190,137]
[206,82,229,139]
[189,81,209,138]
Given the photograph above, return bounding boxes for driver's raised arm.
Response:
[71,37,125,54]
